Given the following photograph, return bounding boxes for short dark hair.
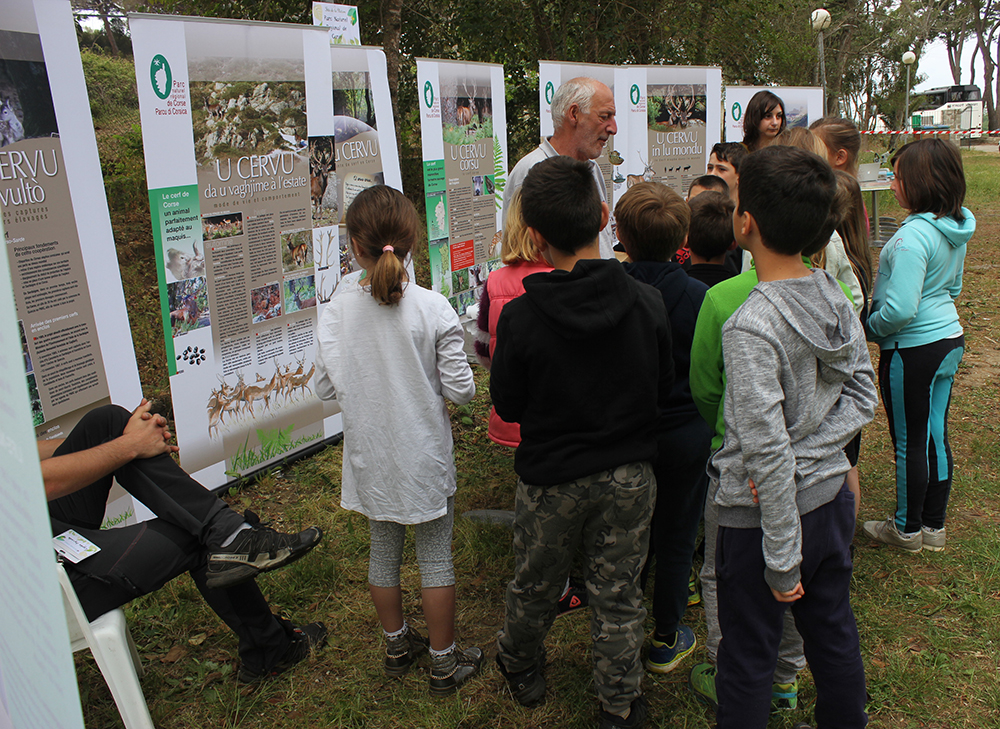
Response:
[520,156,602,253]
[890,139,966,221]
[614,181,690,261]
[688,191,735,259]
[743,90,785,151]
[710,142,748,172]
[737,146,836,256]
[688,175,729,197]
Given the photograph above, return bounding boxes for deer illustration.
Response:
[626,152,655,188]
[288,360,316,400]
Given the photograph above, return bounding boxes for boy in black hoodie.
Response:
[617,182,712,678]
[492,157,674,729]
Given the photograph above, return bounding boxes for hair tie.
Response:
[382,245,394,253]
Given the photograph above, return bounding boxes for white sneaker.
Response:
[921,526,946,552]
[862,518,922,553]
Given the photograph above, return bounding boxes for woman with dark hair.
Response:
[742,90,785,152]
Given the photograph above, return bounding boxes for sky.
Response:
[917,38,987,92]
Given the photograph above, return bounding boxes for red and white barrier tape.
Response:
[861,129,1000,136]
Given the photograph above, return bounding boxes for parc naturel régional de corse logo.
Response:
[544,81,554,105]
[150,54,172,100]
[630,84,640,106]
[424,81,434,109]
[732,102,743,122]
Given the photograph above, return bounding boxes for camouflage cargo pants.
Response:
[497,461,656,713]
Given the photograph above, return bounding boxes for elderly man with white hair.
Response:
[503,77,618,260]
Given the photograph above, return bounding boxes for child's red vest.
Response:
[486,260,552,447]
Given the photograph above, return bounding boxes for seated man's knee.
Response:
[81,404,132,435]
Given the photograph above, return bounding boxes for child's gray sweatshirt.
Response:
[709,269,878,593]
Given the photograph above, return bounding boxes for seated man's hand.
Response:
[124,399,179,458]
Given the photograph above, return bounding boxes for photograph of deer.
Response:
[309,136,336,227]
[202,211,244,240]
[167,276,211,337]
[441,76,494,145]
[251,282,282,323]
[284,274,317,314]
[281,229,312,273]
[647,84,707,131]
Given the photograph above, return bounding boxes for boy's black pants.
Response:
[47,405,291,675]
[715,482,867,729]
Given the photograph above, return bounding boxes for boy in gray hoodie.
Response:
[709,147,878,729]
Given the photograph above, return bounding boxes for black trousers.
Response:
[643,418,712,637]
[48,405,291,674]
[716,483,867,729]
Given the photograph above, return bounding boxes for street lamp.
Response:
[812,9,832,116]
[903,51,917,133]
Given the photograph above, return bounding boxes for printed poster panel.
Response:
[0,0,141,445]
[0,211,85,729]
[325,45,403,293]
[620,66,723,199]
[417,59,506,317]
[537,61,620,207]
[131,14,343,488]
[312,2,362,46]
[0,5,95,727]
[725,86,824,142]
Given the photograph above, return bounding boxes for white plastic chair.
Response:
[57,562,155,729]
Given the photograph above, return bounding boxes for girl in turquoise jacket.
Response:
[863,139,975,553]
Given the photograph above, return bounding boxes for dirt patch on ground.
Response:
[958,345,1000,390]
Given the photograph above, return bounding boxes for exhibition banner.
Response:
[619,65,723,199]
[0,213,85,729]
[0,4,97,725]
[131,14,350,488]
[1,0,142,526]
[417,59,506,315]
[324,44,403,293]
[0,0,141,438]
[725,86,824,142]
[312,2,362,46]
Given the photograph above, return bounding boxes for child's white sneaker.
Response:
[862,518,922,552]
[920,525,946,552]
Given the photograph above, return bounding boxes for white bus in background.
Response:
[913,85,984,138]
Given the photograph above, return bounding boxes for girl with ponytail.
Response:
[315,185,484,694]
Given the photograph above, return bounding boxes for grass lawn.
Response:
[75,149,1000,728]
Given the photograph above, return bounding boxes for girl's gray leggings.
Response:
[368,497,455,589]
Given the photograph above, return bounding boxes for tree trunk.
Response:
[100,10,119,56]
[971,0,999,128]
[380,0,403,157]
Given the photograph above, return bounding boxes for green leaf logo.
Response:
[732,101,742,122]
[348,7,358,24]
[545,81,554,104]
[150,54,172,100]
[630,84,640,106]
[424,80,434,109]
